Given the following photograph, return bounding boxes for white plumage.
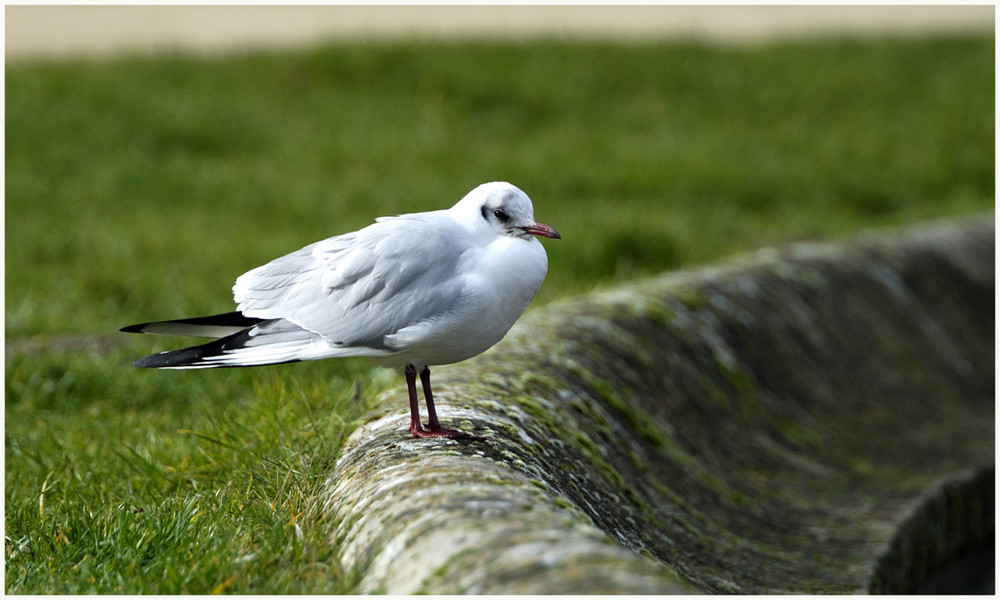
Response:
[122,181,560,437]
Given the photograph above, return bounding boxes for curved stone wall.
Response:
[324,216,994,593]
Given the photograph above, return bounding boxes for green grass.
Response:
[5,36,994,593]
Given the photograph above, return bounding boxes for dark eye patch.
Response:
[481,205,510,223]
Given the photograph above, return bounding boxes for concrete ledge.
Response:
[324,216,994,593]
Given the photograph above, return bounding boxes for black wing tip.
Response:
[129,328,257,369]
[132,354,163,368]
[132,347,209,369]
[119,312,263,335]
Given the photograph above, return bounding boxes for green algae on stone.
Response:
[325,216,993,594]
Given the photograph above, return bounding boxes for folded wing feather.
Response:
[233,213,472,351]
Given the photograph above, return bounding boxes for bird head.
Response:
[455,182,561,242]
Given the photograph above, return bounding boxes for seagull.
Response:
[121,182,560,438]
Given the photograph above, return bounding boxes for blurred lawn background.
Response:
[5,35,994,593]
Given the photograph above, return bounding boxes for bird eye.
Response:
[493,209,509,223]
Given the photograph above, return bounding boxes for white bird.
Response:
[122,182,560,438]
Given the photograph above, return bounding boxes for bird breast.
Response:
[380,235,548,369]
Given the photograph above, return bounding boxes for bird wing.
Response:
[232,212,471,352]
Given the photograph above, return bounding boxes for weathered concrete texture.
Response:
[872,466,994,593]
[324,216,994,594]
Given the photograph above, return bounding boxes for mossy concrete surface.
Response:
[324,216,994,594]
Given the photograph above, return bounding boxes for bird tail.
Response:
[122,312,313,369]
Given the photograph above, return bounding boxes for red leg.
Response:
[421,366,443,430]
[405,364,426,436]
[407,366,473,439]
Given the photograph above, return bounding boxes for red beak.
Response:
[521,222,561,239]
